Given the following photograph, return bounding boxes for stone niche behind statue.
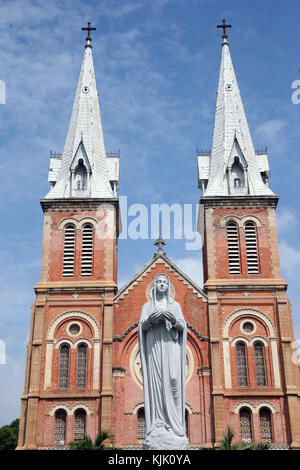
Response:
[138,273,189,450]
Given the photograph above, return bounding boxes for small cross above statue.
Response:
[81,22,96,48]
[217,19,232,44]
[154,236,166,256]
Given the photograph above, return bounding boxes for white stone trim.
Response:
[74,338,92,349]
[47,402,94,416]
[232,401,256,414]
[132,403,144,415]
[48,404,71,416]
[241,215,262,227]
[220,215,242,228]
[232,401,277,414]
[67,321,82,337]
[55,338,73,349]
[249,336,269,347]
[58,218,80,230]
[240,319,257,335]
[78,217,99,229]
[223,308,276,338]
[231,336,250,347]
[270,338,281,388]
[93,340,101,389]
[223,338,232,388]
[47,311,100,341]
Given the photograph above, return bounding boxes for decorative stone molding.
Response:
[47,310,100,341]
[187,323,209,342]
[114,322,139,342]
[47,402,95,416]
[223,308,276,338]
[114,321,209,343]
[232,400,278,414]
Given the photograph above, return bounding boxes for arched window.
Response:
[227,222,241,274]
[74,159,87,191]
[63,224,76,277]
[76,343,87,388]
[81,224,94,276]
[254,341,266,386]
[260,408,273,443]
[234,177,242,188]
[74,409,86,441]
[236,342,248,387]
[137,408,146,443]
[245,222,259,274]
[54,409,67,445]
[58,344,70,389]
[240,408,252,443]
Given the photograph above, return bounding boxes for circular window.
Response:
[68,323,81,336]
[242,321,255,334]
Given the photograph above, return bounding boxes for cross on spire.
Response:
[217,19,232,44]
[154,236,166,256]
[81,22,96,48]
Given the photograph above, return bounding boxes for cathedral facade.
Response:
[17,25,300,450]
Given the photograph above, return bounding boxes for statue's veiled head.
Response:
[150,273,172,306]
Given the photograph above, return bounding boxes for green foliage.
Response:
[219,427,270,451]
[69,431,117,450]
[0,418,19,450]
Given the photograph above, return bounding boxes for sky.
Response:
[1,0,300,427]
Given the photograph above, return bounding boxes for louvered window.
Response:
[63,224,76,277]
[236,342,248,387]
[54,410,66,445]
[81,224,93,276]
[76,343,87,388]
[74,409,86,441]
[254,342,266,387]
[137,408,146,443]
[240,408,252,443]
[58,344,70,389]
[227,222,241,274]
[245,222,259,274]
[260,408,273,443]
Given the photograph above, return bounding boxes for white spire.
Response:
[205,36,273,196]
[45,34,113,199]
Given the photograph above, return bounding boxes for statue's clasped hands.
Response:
[148,309,176,326]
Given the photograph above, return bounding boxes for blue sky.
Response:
[1,0,300,426]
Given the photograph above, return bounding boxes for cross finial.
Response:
[154,236,166,256]
[217,19,232,45]
[81,22,96,48]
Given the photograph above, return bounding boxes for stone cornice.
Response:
[40,197,119,211]
[200,195,279,208]
[205,278,288,290]
[34,280,117,294]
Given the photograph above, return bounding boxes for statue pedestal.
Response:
[143,424,189,450]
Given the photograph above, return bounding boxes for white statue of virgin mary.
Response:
[138,273,189,450]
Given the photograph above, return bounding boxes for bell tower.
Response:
[17,24,120,449]
[198,21,300,448]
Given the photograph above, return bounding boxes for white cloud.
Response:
[254,119,287,156]
[279,241,300,276]
[174,254,203,287]
[276,208,297,234]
